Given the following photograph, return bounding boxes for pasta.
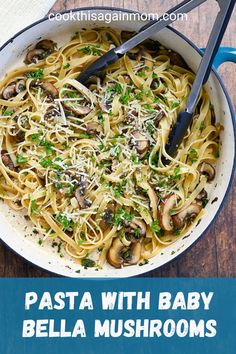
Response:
[0,28,221,269]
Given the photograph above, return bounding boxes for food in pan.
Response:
[0,28,220,269]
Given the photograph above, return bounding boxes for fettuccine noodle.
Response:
[0,28,221,269]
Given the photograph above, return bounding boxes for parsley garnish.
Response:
[213,149,220,158]
[144,103,155,112]
[139,259,149,266]
[39,139,54,156]
[113,181,126,198]
[119,88,132,105]
[146,122,155,135]
[107,83,123,94]
[56,213,73,230]
[3,110,14,116]
[188,148,199,163]
[168,166,181,183]
[98,111,104,124]
[81,258,96,268]
[137,70,146,78]
[30,199,39,215]
[31,131,42,142]
[202,197,209,208]
[28,69,44,80]
[152,72,158,79]
[199,121,206,131]
[79,45,101,56]
[171,101,180,109]
[150,219,164,236]
[130,154,141,165]
[114,208,134,227]
[39,159,52,168]
[16,154,27,164]
[63,63,70,69]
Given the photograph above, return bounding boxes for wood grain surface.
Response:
[0,0,235,277]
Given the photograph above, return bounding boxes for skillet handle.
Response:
[201,46,236,69]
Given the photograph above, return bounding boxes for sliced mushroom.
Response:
[129,219,146,237]
[173,203,202,229]
[154,110,165,127]
[107,237,141,268]
[127,51,138,60]
[86,122,99,135]
[143,38,160,52]
[35,39,56,53]
[159,194,177,231]
[151,78,159,90]
[40,82,59,99]
[15,79,26,94]
[125,242,142,265]
[132,130,150,158]
[1,150,15,170]
[62,101,91,116]
[169,51,188,69]
[198,162,215,181]
[15,130,25,143]
[107,238,125,268]
[196,189,208,201]
[121,31,135,42]
[125,109,138,124]
[100,202,116,231]
[2,84,16,100]
[45,105,60,119]
[25,49,46,64]
[75,179,92,209]
[99,100,112,113]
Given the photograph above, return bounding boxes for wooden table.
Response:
[0,0,235,277]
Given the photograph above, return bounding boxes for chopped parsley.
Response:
[150,219,164,236]
[30,199,39,215]
[98,111,104,124]
[168,166,181,183]
[202,197,209,208]
[169,209,176,216]
[171,101,180,109]
[130,154,141,165]
[16,154,27,165]
[113,181,126,198]
[152,72,158,79]
[3,110,14,116]
[119,88,132,105]
[113,208,134,227]
[31,131,43,142]
[213,149,220,158]
[121,249,131,260]
[137,70,146,78]
[63,63,70,69]
[28,69,44,80]
[153,97,160,104]
[107,83,123,94]
[79,45,101,56]
[139,259,149,266]
[81,258,96,268]
[63,90,78,98]
[146,121,155,135]
[199,121,206,131]
[188,148,199,163]
[39,139,54,156]
[174,229,181,236]
[144,103,155,112]
[56,213,73,230]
